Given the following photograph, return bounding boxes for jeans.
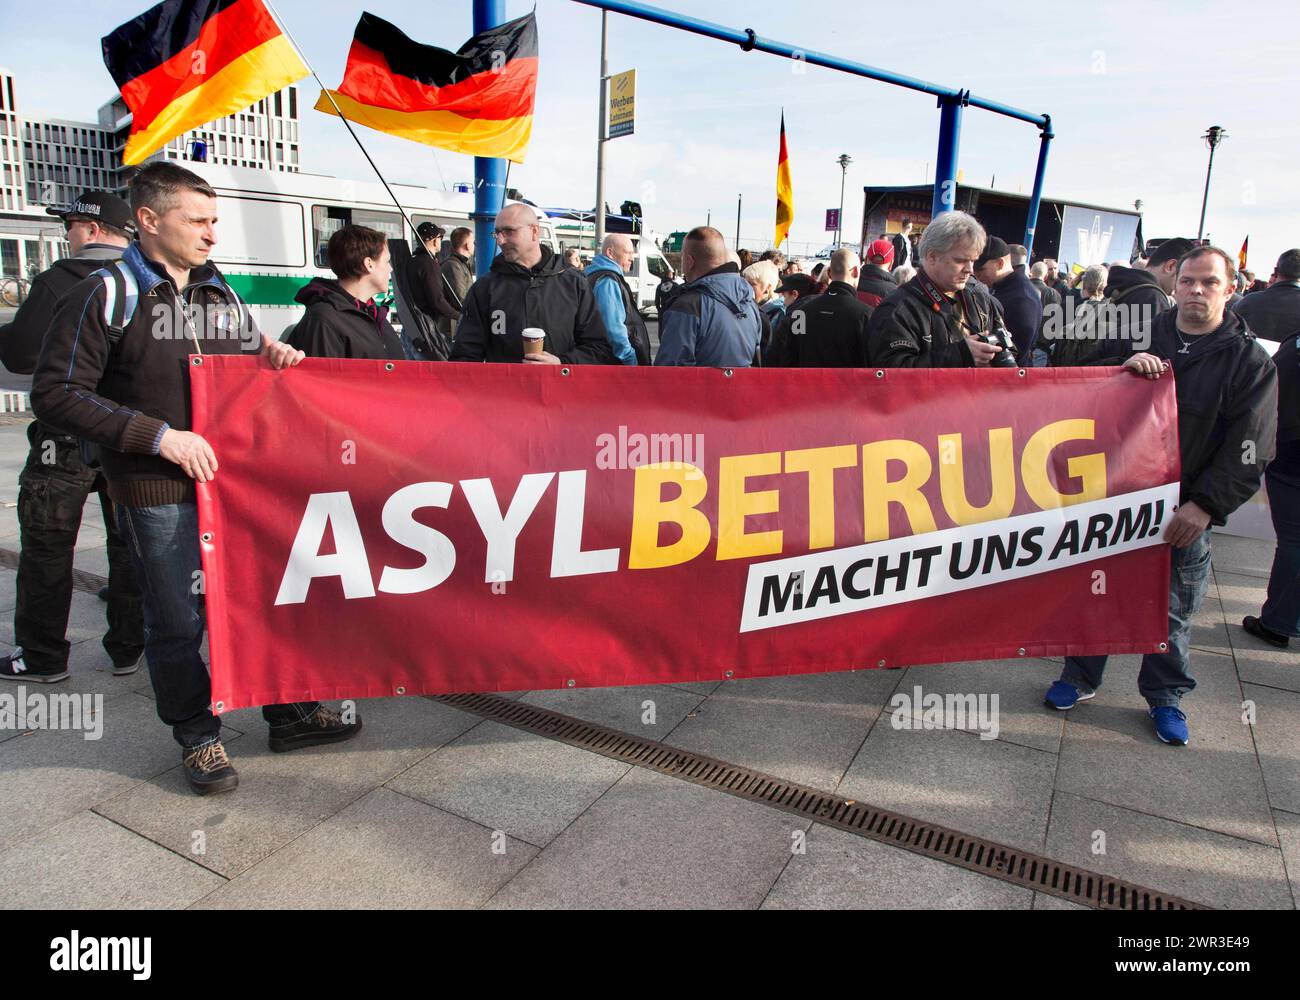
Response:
[1261,465,1300,637]
[13,424,143,673]
[1062,531,1211,708]
[1030,347,1050,368]
[115,501,320,749]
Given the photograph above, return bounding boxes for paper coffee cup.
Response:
[522,327,545,356]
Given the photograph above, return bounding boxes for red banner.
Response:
[192,359,1179,712]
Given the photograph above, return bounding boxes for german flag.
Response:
[775,113,793,247]
[315,12,537,164]
[1239,235,1249,272]
[103,0,308,166]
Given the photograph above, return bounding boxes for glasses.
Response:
[491,224,536,240]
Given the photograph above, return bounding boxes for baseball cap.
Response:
[975,236,1010,269]
[776,273,814,296]
[1147,237,1196,268]
[416,221,445,242]
[866,238,895,265]
[45,191,135,235]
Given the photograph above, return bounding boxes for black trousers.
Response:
[12,422,144,672]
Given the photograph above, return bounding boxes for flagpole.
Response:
[264,1,421,244]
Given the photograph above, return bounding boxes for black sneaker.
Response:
[111,655,142,677]
[0,648,69,684]
[1242,616,1289,649]
[268,706,363,753]
[183,740,239,795]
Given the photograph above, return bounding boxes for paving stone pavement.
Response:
[0,419,1295,909]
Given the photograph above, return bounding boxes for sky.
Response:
[3,0,1299,268]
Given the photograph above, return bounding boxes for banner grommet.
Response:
[1018,369,1027,377]
[395,685,406,694]
[724,670,734,678]
[214,701,224,712]
[1158,643,1168,651]
[560,367,571,376]
[874,370,884,379]
[566,679,575,687]
[191,356,203,366]
[1017,648,1026,655]
[723,369,733,377]
[384,363,395,372]
[201,531,213,543]
[877,659,885,667]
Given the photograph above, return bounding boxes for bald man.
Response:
[775,248,874,367]
[585,233,650,364]
[655,226,762,367]
[450,203,613,364]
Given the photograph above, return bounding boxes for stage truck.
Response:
[178,163,561,338]
[859,184,1145,271]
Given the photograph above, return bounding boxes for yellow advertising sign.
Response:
[608,69,636,139]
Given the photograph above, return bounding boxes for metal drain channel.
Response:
[432,691,1208,910]
[0,548,106,595]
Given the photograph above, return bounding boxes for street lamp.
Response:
[836,153,853,248]
[1197,126,1227,242]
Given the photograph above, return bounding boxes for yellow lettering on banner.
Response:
[629,463,711,569]
[1021,419,1107,509]
[717,452,783,560]
[784,445,857,550]
[938,428,1016,525]
[862,440,937,542]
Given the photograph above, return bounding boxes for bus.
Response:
[184,163,560,337]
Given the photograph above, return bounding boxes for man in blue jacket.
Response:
[585,233,650,364]
[655,226,761,367]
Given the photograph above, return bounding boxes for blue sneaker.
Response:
[1149,706,1189,746]
[1044,680,1095,710]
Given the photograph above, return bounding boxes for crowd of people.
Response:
[0,160,1296,794]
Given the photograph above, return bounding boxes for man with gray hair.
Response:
[585,232,650,364]
[776,248,873,367]
[867,211,1016,368]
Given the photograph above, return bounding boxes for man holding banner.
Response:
[1045,246,1277,746]
[31,164,362,794]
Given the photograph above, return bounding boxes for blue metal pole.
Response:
[932,94,964,219]
[1023,116,1053,256]
[473,0,508,278]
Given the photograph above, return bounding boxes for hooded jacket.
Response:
[654,262,762,367]
[780,280,873,368]
[31,242,261,507]
[449,244,613,364]
[585,253,649,365]
[1092,306,1276,525]
[288,277,406,360]
[1101,265,1172,355]
[1,244,127,374]
[407,245,460,334]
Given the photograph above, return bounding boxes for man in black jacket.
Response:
[0,191,144,687]
[890,219,913,272]
[1045,246,1277,747]
[450,203,613,365]
[978,241,1043,366]
[1233,248,1300,342]
[30,163,360,794]
[1097,237,1194,356]
[405,222,459,358]
[782,249,872,367]
[868,211,1013,368]
[856,239,897,307]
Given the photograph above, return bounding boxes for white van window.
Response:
[647,253,671,281]
[216,196,305,267]
[312,204,402,268]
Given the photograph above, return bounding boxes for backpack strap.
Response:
[97,260,138,345]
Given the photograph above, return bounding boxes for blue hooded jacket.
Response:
[585,253,638,365]
[655,263,762,367]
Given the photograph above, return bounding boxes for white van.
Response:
[184,163,559,336]
[551,220,676,316]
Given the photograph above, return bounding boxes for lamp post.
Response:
[836,153,853,247]
[1197,125,1227,242]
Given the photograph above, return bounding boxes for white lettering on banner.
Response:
[551,470,621,578]
[461,473,554,583]
[376,482,456,594]
[739,483,1180,633]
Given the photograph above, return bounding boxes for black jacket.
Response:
[1031,277,1063,313]
[780,281,872,368]
[31,241,261,508]
[992,266,1044,363]
[0,244,126,373]
[856,264,896,307]
[1232,281,1300,343]
[407,247,460,334]
[288,278,406,360]
[868,273,1007,368]
[450,245,613,364]
[1102,266,1172,354]
[890,233,912,270]
[587,266,652,365]
[1092,307,1276,525]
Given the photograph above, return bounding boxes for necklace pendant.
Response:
[1178,344,1190,354]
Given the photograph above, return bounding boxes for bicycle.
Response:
[0,275,30,308]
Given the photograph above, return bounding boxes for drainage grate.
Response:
[0,548,106,596]
[432,691,1208,910]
